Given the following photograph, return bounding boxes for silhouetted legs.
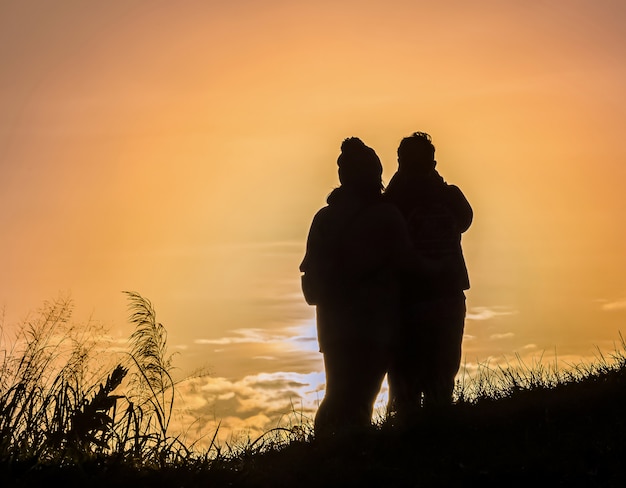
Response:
[315,340,388,438]
[388,292,466,420]
[421,293,466,407]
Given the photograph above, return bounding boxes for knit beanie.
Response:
[336,137,383,188]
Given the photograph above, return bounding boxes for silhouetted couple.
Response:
[300,132,472,437]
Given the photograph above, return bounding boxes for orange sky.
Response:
[1,0,626,443]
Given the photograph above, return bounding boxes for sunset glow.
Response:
[1,1,625,444]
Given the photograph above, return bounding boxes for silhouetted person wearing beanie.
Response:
[385,132,472,417]
[300,137,413,437]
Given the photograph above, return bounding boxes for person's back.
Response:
[300,137,412,437]
[384,131,472,415]
[385,164,472,295]
[303,185,410,352]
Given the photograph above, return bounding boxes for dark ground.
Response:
[2,366,625,488]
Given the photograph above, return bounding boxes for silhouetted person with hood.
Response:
[300,137,413,437]
[385,131,472,416]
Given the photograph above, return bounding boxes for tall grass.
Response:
[0,292,201,470]
[454,337,626,405]
[0,295,118,464]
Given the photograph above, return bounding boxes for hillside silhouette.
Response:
[3,363,625,487]
[1,295,624,487]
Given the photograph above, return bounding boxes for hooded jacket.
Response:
[300,187,413,352]
[384,169,472,295]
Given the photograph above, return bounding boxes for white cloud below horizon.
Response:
[466,306,518,321]
[600,298,626,311]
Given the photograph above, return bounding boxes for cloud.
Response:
[283,320,319,353]
[195,328,279,345]
[194,320,318,351]
[490,332,515,340]
[600,298,626,311]
[167,362,392,450]
[466,306,518,321]
[192,321,321,377]
[169,370,326,448]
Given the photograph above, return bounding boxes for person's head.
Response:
[336,137,383,196]
[397,131,436,176]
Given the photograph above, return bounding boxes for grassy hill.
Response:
[1,295,624,487]
[3,350,625,487]
[202,358,626,487]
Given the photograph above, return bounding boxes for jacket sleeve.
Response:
[446,185,473,233]
[299,207,328,273]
